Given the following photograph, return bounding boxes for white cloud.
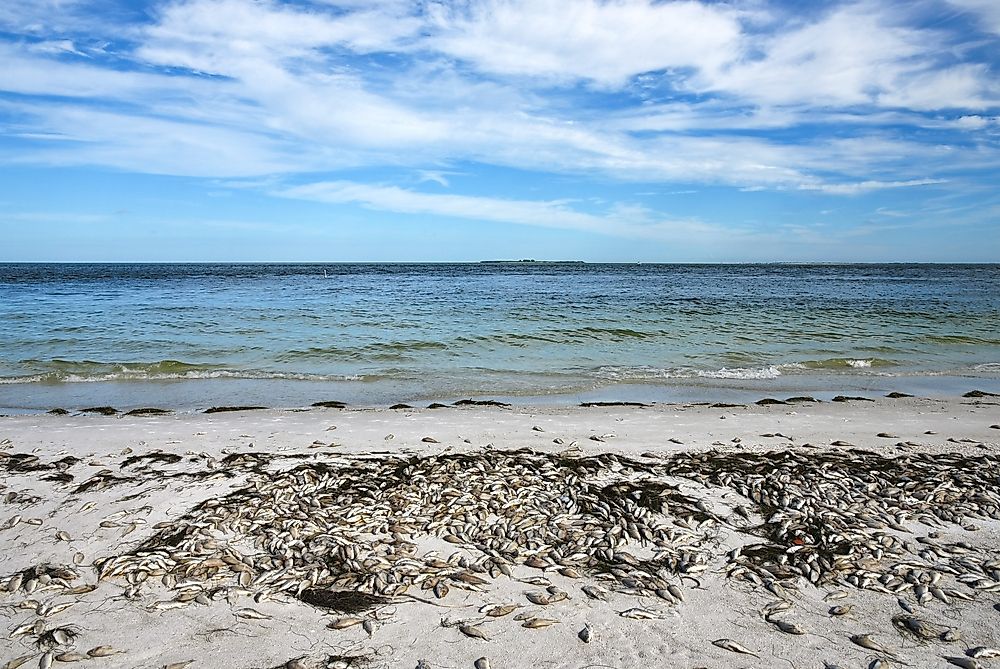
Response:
[279,180,730,241]
[798,178,947,195]
[947,0,1000,35]
[697,3,995,109]
[1,102,315,177]
[424,0,743,87]
[138,0,420,74]
[0,0,997,202]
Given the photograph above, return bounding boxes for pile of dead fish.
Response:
[96,449,716,609]
[665,448,1000,602]
[90,446,1000,616]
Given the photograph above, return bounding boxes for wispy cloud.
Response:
[279,180,731,242]
[798,178,948,195]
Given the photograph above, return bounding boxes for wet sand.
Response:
[2,397,999,669]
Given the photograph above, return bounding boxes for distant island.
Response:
[480,259,585,264]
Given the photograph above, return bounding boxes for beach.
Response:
[3,395,999,669]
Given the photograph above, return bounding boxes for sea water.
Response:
[1,263,998,411]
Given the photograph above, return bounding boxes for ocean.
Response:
[1,263,998,412]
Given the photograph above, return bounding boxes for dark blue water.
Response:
[1,263,998,410]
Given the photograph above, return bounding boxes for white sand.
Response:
[1,397,999,669]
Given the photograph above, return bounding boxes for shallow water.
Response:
[1,263,998,409]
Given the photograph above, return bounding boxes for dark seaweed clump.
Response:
[299,589,389,613]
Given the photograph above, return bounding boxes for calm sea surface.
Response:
[1,263,999,411]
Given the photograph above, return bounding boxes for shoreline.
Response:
[2,399,999,668]
[2,372,1000,416]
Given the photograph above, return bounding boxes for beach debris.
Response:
[578,625,592,643]
[3,655,34,669]
[459,624,489,640]
[87,647,124,657]
[945,658,982,669]
[474,658,490,669]
[5,433,985,669]
[850,634,897,658]
[711,639,758,657]
[770,619,806,634]
[481,604,518,617]
[521,618,558,629]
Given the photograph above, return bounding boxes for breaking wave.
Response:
[0,360,365,384]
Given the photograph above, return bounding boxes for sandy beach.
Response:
[2,395,999,669]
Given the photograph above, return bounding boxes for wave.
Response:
[0,359,365,384]
[791,357,896,370]
[593,358,901,382]
[699,366,783,380]
[594,365,783,380]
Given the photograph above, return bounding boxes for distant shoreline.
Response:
[479,259,586,264]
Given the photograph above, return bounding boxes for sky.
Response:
[0,0,998,262]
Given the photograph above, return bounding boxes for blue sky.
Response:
[1,0,998,262]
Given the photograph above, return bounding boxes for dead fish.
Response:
[162,663,194,669]
[3,655,34,669]
[87,647,124,657]
[362,620,375,636]
[525,592,550,605]
[968,648,1000,659]
[619,607,666,619]
[521,618,558,629]
[829,605,852,616]
[39,653,54,669]
[233,607,271,620]
[54,652,88,662]
[460,625,490,640]
[482,604,518,617]
[711,639,758,657]
[944,658,981,669]
[51,629,73,645]
[421,437,439,443]
[474,659,490,669]
[763,600,792,616]
[328,617,364,629]
[771,619,806,635]
[850,634,896,658]
[581,585,610,601]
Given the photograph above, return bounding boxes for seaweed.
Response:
[81,406,118,415]
[454,399,511,407]
[299,588,389,613]
[120,451,183,469]
[124,407,172,416]
[579,401,648,407]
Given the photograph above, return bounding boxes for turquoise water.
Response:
[1,263,998,410]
